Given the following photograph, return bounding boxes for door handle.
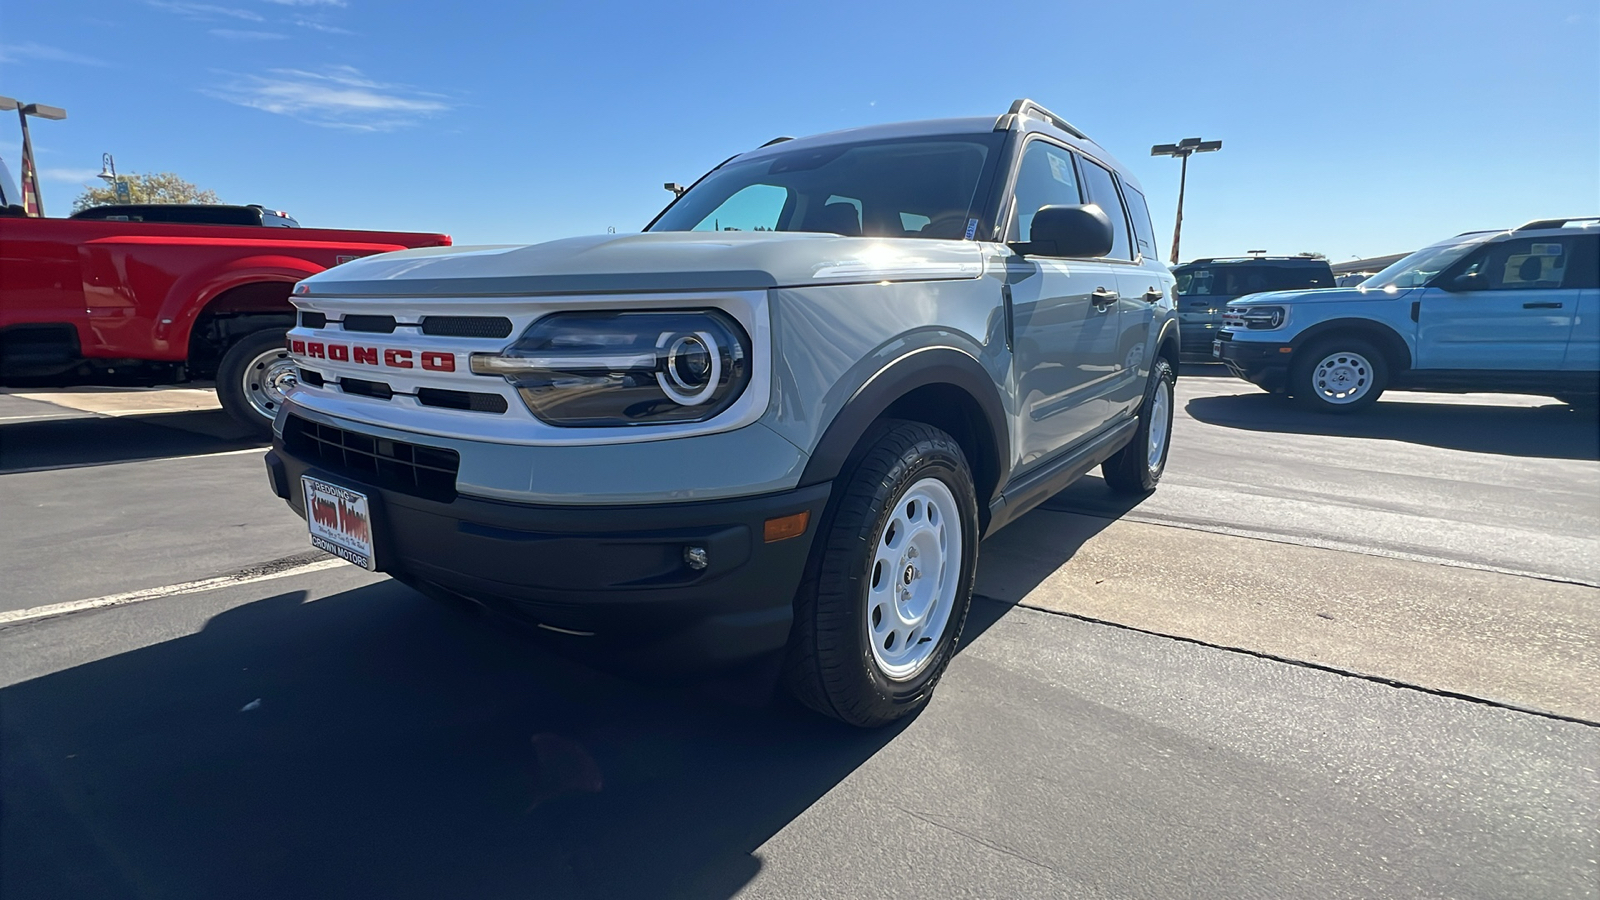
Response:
[1523,301,1562,309]
[1091,287,1118,310]
[1143,287,1164,303]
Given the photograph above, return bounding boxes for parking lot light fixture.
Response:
[0,96,69,217]
[1150,136,1222,265]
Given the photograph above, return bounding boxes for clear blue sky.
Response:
[3,0,1596,262]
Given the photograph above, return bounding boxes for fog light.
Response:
[684,546,709,570]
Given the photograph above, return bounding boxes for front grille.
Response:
[417,387,509,413]
[339,378,394,400]
[298,368,325,387]
[341,314,398,334]
[299,311,327,328]
[284,415,459,501]
[421,316,514,339]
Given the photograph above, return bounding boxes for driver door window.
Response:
[1008,141,1082,242]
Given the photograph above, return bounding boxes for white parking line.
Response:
[0,557,346,627]
[0,446,267,476]
[0,413,87,422]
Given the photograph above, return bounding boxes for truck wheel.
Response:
[782,420,979,728]
[217,330,294,439]
[1102,357,1175,494]
[1291,339,1387,413]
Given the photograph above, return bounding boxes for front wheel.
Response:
[1291,339,1388,413]
[782,421,979,728]
[216,330,294,439]
[1102,357,1176,494]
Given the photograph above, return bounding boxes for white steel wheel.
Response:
[865,476,963,681]
[1309,350,1374,405]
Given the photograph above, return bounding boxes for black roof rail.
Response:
[994,99,1090,141]
[1452,229,1501,236]
[759,136,794,148]
[1514,216,1599,231]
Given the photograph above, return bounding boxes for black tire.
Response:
[1102,357,1176,494]
[216,329,291,439]
[1290,338,1388,413]
[781,420,979,728]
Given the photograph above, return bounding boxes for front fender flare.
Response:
[797,346,1010,509]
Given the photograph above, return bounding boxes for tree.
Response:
[72,172,222,213]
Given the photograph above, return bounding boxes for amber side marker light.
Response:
[764,511,810,543]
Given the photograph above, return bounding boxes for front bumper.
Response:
[265,430,830,667]
[1214,334,1293,392]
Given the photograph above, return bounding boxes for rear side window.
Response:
[1120,182,1159,261]
[1078,158,1134,260]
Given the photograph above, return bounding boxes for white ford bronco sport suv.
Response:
[265,100,1181,726]
[1216,217,1599,412]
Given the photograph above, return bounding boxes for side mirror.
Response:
[1017,204,1114,258]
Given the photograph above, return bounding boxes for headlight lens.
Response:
[470,310,750,426]
[1224,305,1289,330]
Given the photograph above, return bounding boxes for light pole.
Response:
[1150,137,1221,265]
[98,153,131,203]
[0,96,68,217]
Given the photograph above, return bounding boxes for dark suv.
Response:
[1172,256,1334,358]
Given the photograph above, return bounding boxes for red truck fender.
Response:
[157,253,328,351]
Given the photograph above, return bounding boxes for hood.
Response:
[1227,286,1414,306]
[299,231,986,298]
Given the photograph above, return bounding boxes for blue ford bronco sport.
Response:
[1217,218,1599,412]
[265,100,1181,726]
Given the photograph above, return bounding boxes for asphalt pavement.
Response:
[2,372,1596,899]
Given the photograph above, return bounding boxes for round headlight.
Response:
[660,332,721,404]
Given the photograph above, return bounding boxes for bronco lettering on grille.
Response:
[288,339,455,372]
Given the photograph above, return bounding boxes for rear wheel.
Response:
[1291,339,1388,413]
[216,330,294,439]
[782,420,979,728]
[1102,357,1176,494]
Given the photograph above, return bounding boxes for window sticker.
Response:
[1046,152,1075,186]
[1530,243,1563,257]
[964,218,979,240]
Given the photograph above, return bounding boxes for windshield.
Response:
[1359,237,1491,291]
[649,134,1004,240]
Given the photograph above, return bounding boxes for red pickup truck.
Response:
[0,203,449,435]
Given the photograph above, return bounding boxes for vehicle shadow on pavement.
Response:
[1,579,1008,900]
[974,475,1142,609]
[1184,392,1599,460]
[0,409,264,473]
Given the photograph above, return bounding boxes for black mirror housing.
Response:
[1016,204,1115,258]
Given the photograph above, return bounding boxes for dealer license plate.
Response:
[302,476,377,570]
[1212,340,1222,358]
